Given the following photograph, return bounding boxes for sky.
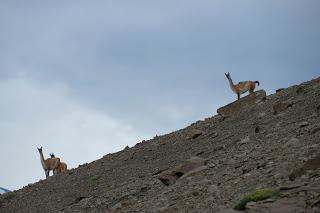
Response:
[0,1,319,191]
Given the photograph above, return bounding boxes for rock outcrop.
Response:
[217,90,266,119]
[158,156,206,185]
[0,77,319,213]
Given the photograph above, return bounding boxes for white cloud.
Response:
[0,75,150,190]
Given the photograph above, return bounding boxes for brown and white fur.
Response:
[225,72,260,100]
[50,153,68,173]
[37,147,60,178]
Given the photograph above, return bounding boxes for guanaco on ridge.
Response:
[50,153,68,173]
[37,147,60,178]
[225,72,260,100]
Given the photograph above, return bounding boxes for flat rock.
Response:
[158,157,205,185]
[186,129,205,140]
[246,197,310,213]
[298,121,309,128]
[289,153,320,180]
[272,101,292,115]
[217,90,266,118]
[216,208,239,213]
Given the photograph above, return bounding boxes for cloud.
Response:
[0,75,150,190]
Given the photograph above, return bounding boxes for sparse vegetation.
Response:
[234,188,275,210]
[89,175,100,181]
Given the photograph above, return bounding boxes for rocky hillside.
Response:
[0,77,320,213]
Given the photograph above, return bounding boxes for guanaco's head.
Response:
[225,72,231,80]
[37,147,43,153]
[50,153,55,158]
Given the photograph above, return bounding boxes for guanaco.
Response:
[37,147,60,178]
[50,153,68,173]
[225,72,260,100]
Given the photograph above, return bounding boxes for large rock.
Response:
[186,129,205,140]
[289,153,320,180]
[272,101,292,115]
[246,197,311,213]
[217,90,266,118]
[158,157,206,185]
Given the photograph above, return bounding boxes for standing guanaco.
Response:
[225,72,260,100]
[50,153,68,173]
[37,147,60,178]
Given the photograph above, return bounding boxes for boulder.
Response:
[246,197,310,213]
[289,153,320,180]
[186,129,205,140]
[272,101,292,115]
[217,90,266,118]
[158,157,206,185]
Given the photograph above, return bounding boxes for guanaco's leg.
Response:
[237,93,240,100]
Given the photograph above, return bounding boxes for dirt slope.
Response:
[1,77,320,213]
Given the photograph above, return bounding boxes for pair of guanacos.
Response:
[37,147,67,178]
[225,72,260,100]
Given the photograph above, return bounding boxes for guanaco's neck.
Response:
[227,77,235,89]
[39,151,44,160]
[39,150,46,166]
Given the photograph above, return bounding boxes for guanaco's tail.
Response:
[254,81,260,86]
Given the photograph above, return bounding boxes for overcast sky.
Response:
[1,1,319,190]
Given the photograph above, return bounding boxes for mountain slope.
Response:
[0,77,319,213]
[0,188,10,195]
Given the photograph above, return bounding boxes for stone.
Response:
[310,127,320,134]
[217,90,267,118]
[207,131,218,138]
[158,157,206,185]
[272,101,292,115]
[216,208,239,213]
[186,129,205,140]
[296,86,308,94]
[298,121,309,128]
[278,184,303,190]
[289,153,320,180]
[258,112,266,118]
[181,165,207,179]
[239,136,250,145]
[284,137,300,148]
[246,197,309,213]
